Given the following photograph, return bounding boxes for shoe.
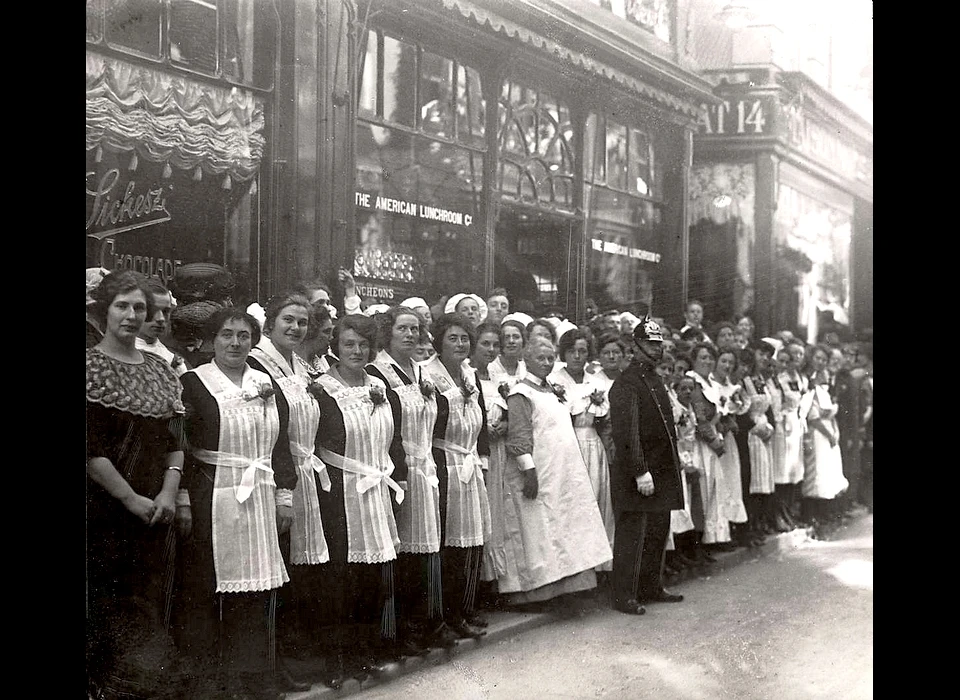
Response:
[613,599,646,615]
[698,548,717,563]
[427,621,461,648]
[451,618,486,639]
[398,637,430,657]
[674,551,698,568]
[464,612,489,628]
[640,589,684,604]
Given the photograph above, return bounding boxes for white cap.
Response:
[619,312,641,331]
[246,302,267,328]
[501,312,534,327]
[400,297,429,310]
[553,319,579,342]
[364,303,392,316]
[445,293,488,323]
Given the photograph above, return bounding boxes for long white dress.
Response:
[712,374,749,526]
[499,377,613,602]
[743,375,776,495]
[802,384,849,499]
[547,367,616,570]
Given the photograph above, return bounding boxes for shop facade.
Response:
[87,0,716,321]
[689,67,873,340]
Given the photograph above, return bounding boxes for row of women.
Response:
[86,272,614,700]
[660,335,859,574]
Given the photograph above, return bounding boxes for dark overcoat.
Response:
[608,357,684,514]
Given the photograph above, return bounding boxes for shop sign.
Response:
[783,106,872,185]
[698,98,772,136]
[355,282,398,301]
[86,168,172,240]
[97,238,184,287]
[591,237,661,263]
[355,191,474,227]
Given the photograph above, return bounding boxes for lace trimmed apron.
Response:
[191,363,289,593]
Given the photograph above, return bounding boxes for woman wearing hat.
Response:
[444,293,488,328]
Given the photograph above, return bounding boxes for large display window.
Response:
[583,112,666,313]
[355,30,486,303]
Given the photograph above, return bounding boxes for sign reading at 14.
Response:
[699,99,767,135]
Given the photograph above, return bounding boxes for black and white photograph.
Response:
[86,0,873,698]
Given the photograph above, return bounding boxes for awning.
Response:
[434,0,711,121]
[86,50,265,185]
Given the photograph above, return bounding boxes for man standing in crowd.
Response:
[136,277,187,376]
[486,288,511,325]
[679,299,711,344]
[608,316,685,615]
[834,342,873,514]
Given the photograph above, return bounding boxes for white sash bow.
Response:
[289,441,332,492]
[192,448,274,503]
[432,438,483,484]
[316,447,405,504]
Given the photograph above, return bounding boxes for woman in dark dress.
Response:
[176,307,297,700]
[309,314,406,686]
[86,271,186,700]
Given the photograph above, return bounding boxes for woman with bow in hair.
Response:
[421,312,492,638]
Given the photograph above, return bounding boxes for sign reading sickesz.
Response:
[355,192,474,227]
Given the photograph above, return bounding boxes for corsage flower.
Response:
[588,389,605,407]
[548,381,567,403]
[419,378,436,399]
[497,382,511,402]
[242,381,276,402]
[369,384,387,414]
[171,354,184,370]
[460,378,477,413]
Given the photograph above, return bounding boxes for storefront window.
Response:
[583,112,665,312]
[169,0,219,74]
[356,31,486,303]
[498,81,575,211]
[87,0,104,42]
[105,0,163,58]
[775,182,853,341]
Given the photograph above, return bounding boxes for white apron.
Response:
[369,351,442,554]
[713,377,748,525]
[314,373,401,564]
[477,374,509,581]
[548,367,616,568]
[802,385,849,500]
[191,363,289,593]
[745,376,776,495]
[250,339,330,565]
[499,379,613,594]
[422,357,491,548]
[668,391,696,537]
[687,371,730,544]
[777,371,807,484]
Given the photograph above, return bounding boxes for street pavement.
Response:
[289,515,872,700]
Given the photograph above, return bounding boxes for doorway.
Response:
[494,208,577,317]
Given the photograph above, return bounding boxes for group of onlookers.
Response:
[86,267,872,700]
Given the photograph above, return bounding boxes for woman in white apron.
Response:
[421,313,492,640]
[711,348,750,549]
[801,345,849,538]
[366,306,454,653]
[468,322,512,616]
[547,328,615,577]
[776,342,809,528]
[500,336,613,605]
[310,314,404,686]
[686,343,732,550]
[247,293,329,688]
[178,307,297,700]
[740,342,778,540]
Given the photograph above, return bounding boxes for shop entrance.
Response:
[494,207,578,317]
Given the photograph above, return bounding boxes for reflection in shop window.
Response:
[87,0,104,41]
[498,81,575,211]
[383,36,417,128]
[105,0,163,57]
[169,0,218,73]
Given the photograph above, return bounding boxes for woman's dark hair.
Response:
[690,342,718,364]
[376,305,427,349]
[597,332,627,356]
[680,326,705,343]
[472,321,502,359]
[739,347,757,373]
[332,314,378,361]
[431,313,477,355]
[204,307,262,346]
[303,302,332,342]
[488,287,509,300]
[716,347,740,373]
[527,318,557,345]
[557,328,590,359]
[262,292,313,334]
[144,276,170,298]
[499,319,528,347]
[712,320,737,340]
[755,340,776,357]
[90,270,156,328]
